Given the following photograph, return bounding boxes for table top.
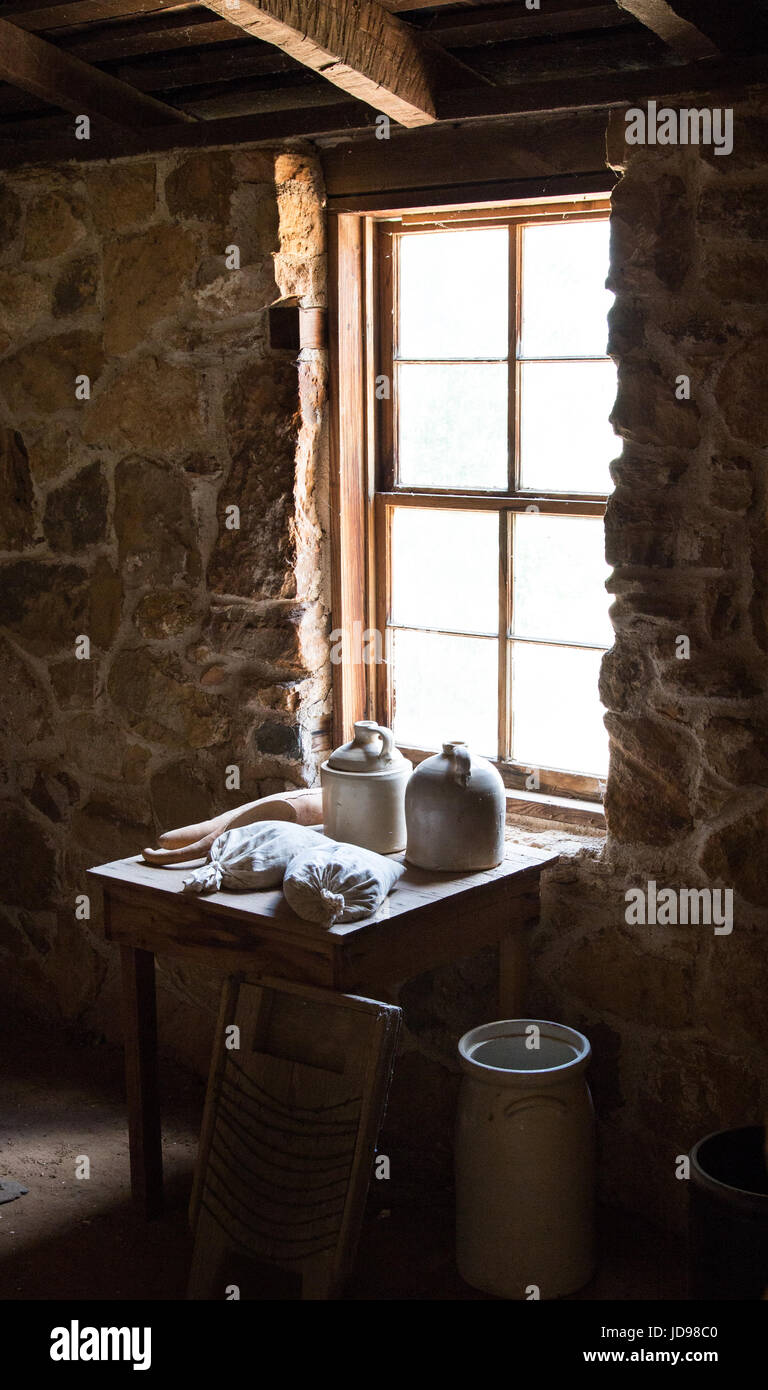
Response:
[88,839,559,943]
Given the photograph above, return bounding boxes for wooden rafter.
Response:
[0,15,194,127]
[615,0,720,58]
[199,0,442,127]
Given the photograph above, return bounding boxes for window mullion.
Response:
[498,509,512,764]
[508,223,518,494]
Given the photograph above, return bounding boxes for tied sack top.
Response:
[283,843,405,926]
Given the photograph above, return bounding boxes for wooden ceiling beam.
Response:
[198,0,444,127]
[0,15,195,126]
[615,1,720,58]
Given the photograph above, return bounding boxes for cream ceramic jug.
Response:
[321,721,411,854]
[405,740,505,870]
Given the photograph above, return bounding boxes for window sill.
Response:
[504,787,605,832]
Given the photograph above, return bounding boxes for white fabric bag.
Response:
[283,842,405,926]
[181,821,335,895]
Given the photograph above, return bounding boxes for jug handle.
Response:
[374,724,395,765]
[453,742,471,787]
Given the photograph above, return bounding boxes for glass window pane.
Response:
[391,508,498,635]
[512,514,612,647]
[399,228,508,360]
[392,629,498,757]
[520,221,613,358]
[511,642,608,775]
[398,362,508,490]
[519,360,617,494]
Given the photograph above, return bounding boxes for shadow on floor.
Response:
[0,1012,685,1301]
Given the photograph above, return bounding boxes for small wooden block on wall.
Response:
[188,974,401,1301]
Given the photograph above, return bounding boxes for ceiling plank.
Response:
[0,95,377,164]
[615,0,720,57]
[60,15,250,63]
[199,0,441,126]
[440,52,765,120]
[106,43,296,90]
[1,47,764,171]
[419,1,637,46]
[0,15,195,125]
[381,1,476,11]
[4,0,189,29]
[163,77,350,119]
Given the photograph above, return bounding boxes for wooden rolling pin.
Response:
[142,787,323,865]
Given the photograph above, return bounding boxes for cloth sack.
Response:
[181,821,335,895]
[283,842,405,926]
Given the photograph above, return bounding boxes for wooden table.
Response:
[87,841,558,1219]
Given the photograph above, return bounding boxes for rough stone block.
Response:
[53,254,99,318]
[700,799,768,907]
[43,461,108,552]
[133,589,200,639]
[0,332,104,417]
[0,808,57,908]
[24,190,86,260]
[165,151,234,224]
[604,714,696,845]
[0,559,90,655]
[108,647,230,750]
[87,161,156,232]
[104,224,198,354]
[714,334,768,445]
[0,267,50,337]
[83,357,204,455]
[0,427,34,550]
[114,455,201,588]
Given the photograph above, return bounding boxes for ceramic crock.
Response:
[321,721,411,854]
[455,1019,595,1300]
[405,740,505,870]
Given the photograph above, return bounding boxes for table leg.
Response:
[498,927,528,1017]
[120,945,163,1219]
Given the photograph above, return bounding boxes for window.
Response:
[331,199,616,802]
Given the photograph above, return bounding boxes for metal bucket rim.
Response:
[690,1125,768,1207]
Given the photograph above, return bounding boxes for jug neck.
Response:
[443,740,471,786]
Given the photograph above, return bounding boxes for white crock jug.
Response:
[321,721,411,854]
[405,740,505,870]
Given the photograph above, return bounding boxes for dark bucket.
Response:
[689,1125,768,1300]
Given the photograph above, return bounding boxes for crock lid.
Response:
[327,720,407,774]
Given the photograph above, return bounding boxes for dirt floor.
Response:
[0,1011,685,1302]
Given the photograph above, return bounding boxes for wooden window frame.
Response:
[329,196,612,805]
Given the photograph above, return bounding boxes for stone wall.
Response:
[0,145,330,1069]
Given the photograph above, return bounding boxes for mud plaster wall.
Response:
[0,145,330,1071]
